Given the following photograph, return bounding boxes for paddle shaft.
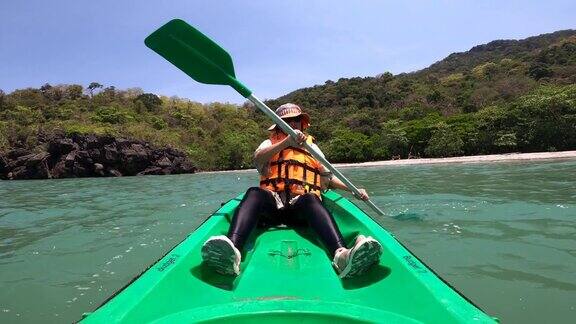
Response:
[144,20,385,216]
[248,94,385,216]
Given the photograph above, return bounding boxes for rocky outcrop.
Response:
[0,133,196,180]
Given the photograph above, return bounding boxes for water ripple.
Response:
[1,160,575,323]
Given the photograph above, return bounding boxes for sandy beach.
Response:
[334,150,576,168]
[202,151,576,173]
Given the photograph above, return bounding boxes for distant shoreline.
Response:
[200,151,576,173]
[333,150,576,168]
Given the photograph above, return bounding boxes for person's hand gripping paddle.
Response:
[145,19,385,216]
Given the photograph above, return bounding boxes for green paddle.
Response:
[145,19,385,216]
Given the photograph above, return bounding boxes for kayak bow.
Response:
[81,191,496,323]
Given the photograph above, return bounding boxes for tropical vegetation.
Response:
[1,30,575,170]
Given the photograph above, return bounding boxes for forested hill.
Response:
[269,29,576,115]
[418,29,576,76]
[265,29,576,161]
[1,29,575,177]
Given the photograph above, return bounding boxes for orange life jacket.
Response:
[259,132,323,198]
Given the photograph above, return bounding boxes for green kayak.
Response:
[81,190,497,323]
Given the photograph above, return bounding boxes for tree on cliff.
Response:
[87,82,103,97]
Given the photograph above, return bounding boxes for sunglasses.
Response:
[283,116,302,123]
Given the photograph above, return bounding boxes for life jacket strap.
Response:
[260,178,322,192]
[269,159,319,175]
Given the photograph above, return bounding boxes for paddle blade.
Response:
[145,19,251,97]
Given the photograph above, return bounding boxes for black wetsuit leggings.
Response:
[227,187,346,255]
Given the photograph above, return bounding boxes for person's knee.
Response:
[245,187,271,200]
[300,193,321,205]
[246,187,262,194]
[246,187,265,195]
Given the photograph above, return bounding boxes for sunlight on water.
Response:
[0,160,575,323]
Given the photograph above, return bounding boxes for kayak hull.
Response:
[81,191,496,323]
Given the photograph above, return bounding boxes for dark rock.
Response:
[94,163,105,176]
[121,144,150,175]
[47,138,77,156]
[176,160,195,174]
[25,152,50,167]
[115,138,132,149]
[1,133,196,180]
[10,166,27,179]
[76,150,92,164]
[51,160,72,178]
[37,131,51,144]
[137,167,167,176]
[0,154,7,175]
[65,152,76,168]
[155,157,172,168]
[108,169,122,177]
[103,145,118,164]
[6,148,30,160]
[5,152,51,179]
[34,158,52,180]
[85,134,99,150]
[87,148,101,161]
[84,134,115,149]
[99,135,116,146]
[131,143,147,155]
[73,164,89,177]
[15,154,32,166]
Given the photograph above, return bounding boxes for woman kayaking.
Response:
[202,103,382,278]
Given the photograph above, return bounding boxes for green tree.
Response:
[9,88,45,107]
[424,122,464,157]
[135,93,162,112]
[324,128,373,162]
[399,105,426,121]
[474,105,515,153]
[376,72,394,82]
[101,86,116,98]
[426,89,444,104]
[472,62,498,80]
[378,119,409,158]
[87,82,103,97]
[213,118,261,170]
[40,83,53,97]
[528,63,553,80]
[0,89,5,111]
[148,116,167,130]
[440,73,465,87]
[512,85,576,151]
[402,113,442,156]
[343,112,380,134]
[494,133,517,152]
[91,106,133,124]
[2,105,44,126]
[446,113,481,155]
[65,84,84,100]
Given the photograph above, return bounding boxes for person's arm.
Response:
[254,130,306,167]
[317,159,370,201]
[327,175,369,200]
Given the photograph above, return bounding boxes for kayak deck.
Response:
[81,191,496,323]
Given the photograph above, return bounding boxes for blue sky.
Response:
[1,0,574,104]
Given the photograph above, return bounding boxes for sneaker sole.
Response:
[339,239,382,278]
[201,238,238,276]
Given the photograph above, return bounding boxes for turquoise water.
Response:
[1,160,575,323]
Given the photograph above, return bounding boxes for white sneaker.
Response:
[333,235,382,278]
[201,235,241,276]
